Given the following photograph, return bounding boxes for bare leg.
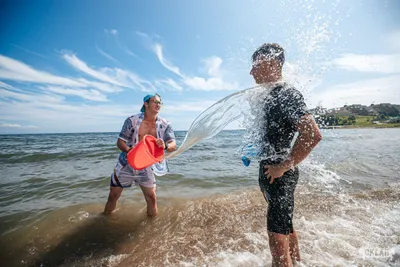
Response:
[289,231,301,263]
[268,231,293,267]
[104,186,123,215]
[140,185,158,217]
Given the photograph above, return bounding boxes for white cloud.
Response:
[154,44,239,90]
[0,123,38,128]
[0,54,123,94]
[135,31,147,37]
[0,100,129,133]
[333,53,400,74]
[182,56,238,91]
[137,32,239,91]
[105,29,118,35]
[152,44,238,90]
[43,86,109,102]
[101,68,156,92]
[0,81,13,90]
[153,43,184,78]
[62,53,157,92]
[10,44,50,59]
[106,29,138,58]
[0,91,217,132]
[155,78,183,92]
[117,43,137,58]
[0,123,22,128]
[0,123,38,129]
[75,78,122,93]
[310,75,400,108]
[203,56,222,77]
[0,54,84,87]
[95,45,120,64]
[0,87,64,103]
[183,76,237,91]
[62,53,128,86]
[152,45,238,91]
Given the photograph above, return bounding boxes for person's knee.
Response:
[144,190,156,203]
[142,188,158,217]
[269,231,290,256]
[107,188,122,202]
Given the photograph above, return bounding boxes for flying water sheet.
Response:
[166,84,275,159]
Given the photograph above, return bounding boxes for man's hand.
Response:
[264,115,322,184]
[264,160,293,184]
[155,138,165,149]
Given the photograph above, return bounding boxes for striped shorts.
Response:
[110,153,156,188]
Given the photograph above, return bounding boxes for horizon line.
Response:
[0,128,247,135]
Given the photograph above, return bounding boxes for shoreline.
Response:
[321,124,400,129]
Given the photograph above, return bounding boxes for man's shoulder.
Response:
[127,113,142,120]
[280,83,304,100]
[122,114,142,127]
[157,116,171,125]
[281,82,300,93]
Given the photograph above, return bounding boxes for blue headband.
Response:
[140,94,156,112]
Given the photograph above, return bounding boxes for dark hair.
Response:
[251,43,285,65]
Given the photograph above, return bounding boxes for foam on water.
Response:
[162,191,400,267]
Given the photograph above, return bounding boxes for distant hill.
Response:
[310,103,400,117]
[310,103,400,127]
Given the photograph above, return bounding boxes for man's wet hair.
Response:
[251,43,285,65]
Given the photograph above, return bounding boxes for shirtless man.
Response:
[104,94,177,217]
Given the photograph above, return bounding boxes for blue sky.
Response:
[0,0,399,134]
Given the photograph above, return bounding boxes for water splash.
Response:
[167,85,269,159]
[168,0,351,159]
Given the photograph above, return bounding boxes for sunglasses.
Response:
[149,100,163,105]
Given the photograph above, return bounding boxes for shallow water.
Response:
[0,128,399,266]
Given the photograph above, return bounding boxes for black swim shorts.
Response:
[258,159,299,235]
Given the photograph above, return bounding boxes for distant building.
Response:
[327,106,352,116]
[349,104,362,108]
[345,104,369,115]
[366,106,378,115]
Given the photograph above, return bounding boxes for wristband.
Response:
[164,142,169,150]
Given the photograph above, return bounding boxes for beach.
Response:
[0,128,399,266]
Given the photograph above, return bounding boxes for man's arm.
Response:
[265,114,322,182]
[117,138,131,153]
[163,123,177,152]
[165,139,177,152]
[283,114,322,169]
[117,117,134,153]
